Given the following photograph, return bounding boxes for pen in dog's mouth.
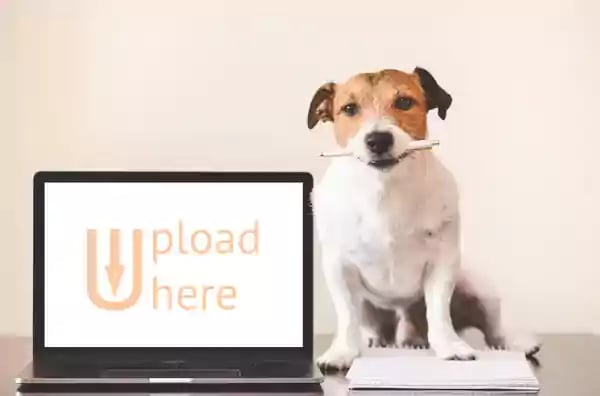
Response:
[319,139,440,159]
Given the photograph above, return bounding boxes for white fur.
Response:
[315,119,541,367]
[313,118,539,368]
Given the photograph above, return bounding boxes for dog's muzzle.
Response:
[365,131,398,169]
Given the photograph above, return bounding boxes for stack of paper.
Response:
[346,349,539,394]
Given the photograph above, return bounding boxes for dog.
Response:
[307,67,541,371]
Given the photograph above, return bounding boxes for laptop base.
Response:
[17,382,323,395]
[16,360,323,387]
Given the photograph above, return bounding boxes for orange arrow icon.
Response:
[87,228,143,310]
[105,229,125,296]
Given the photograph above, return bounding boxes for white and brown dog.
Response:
[307,67,540,371]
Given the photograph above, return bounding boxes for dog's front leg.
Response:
[425,222,477,360]
[317,249,362,371]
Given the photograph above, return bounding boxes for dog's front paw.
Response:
[317,345,360,373]
[431,338,476,360]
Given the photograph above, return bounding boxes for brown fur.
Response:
[308,70,429,147]
[307,67,455,148]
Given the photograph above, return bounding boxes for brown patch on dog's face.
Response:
[331,70,429,146]
[307,67,452,148]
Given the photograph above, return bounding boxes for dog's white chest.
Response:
[314,157,456,304]
[348,191,433,298]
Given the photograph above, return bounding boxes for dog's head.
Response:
[307,67,451,170]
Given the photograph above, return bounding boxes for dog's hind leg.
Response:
[452,273,542,357]
[404,273,541,357]
[360,300,397,348]
[395,309,429,349]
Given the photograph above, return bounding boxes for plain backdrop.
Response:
[1,0,599,337]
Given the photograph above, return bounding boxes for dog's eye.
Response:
[394,96,414,111]
[341,103,359,117]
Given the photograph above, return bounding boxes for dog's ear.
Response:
[307,82,336,129]
[413,67,452,120]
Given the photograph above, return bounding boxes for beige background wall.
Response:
[1,0,600,336]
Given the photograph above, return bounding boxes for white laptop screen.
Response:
[43,181,304,348]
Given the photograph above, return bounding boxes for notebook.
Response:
[346,348,540,394]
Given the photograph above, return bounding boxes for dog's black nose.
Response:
[365,131,394,154]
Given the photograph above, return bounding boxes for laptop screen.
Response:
[43,181,304,348]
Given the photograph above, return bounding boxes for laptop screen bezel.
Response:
[33,171,314,363]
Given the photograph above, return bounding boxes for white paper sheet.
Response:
[346,349,539,394]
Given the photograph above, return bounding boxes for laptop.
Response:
[16,171,323,391]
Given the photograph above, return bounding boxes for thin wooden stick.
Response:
[320,139,440,158]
